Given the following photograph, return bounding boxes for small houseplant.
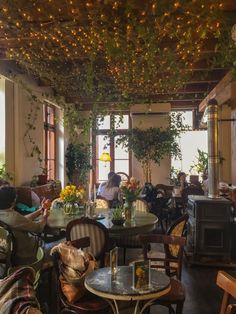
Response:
[111,207,125,225]
[189,149,208,181]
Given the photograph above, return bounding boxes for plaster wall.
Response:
[3,72,64,186]
[131,103,171,185]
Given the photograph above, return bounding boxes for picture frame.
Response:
[132,260,151,291]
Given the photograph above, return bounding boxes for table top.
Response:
[85,266,170,301]
[47,209,158,236]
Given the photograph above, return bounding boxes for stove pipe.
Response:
[207,98,219,198]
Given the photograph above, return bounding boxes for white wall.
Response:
[1,62,65,186]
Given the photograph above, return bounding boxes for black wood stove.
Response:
[186,195,234,261]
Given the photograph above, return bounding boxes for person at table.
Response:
[0,185,51,265]
[97,171,115,197]
[178,171,188,194]
[100,174,122,208]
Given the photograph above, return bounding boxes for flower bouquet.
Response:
[121,177,142,221]
[60,184,86,215]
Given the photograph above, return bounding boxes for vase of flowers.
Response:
[60,184,86,215]
[121,177,141,222]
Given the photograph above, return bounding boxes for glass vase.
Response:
[124,200,135,222]
[63,203,78,215]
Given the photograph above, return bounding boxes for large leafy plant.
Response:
[189,149,208,175]
[65,143,92,185]
[116,113,189,181]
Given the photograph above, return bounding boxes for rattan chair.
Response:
[216,271,236,314]
[139,234,186,314]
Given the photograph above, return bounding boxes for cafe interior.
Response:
[1,0,236,313]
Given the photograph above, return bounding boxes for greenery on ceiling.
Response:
[1,0,236,105]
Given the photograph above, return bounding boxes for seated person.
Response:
[178,172,188,194]
[100,174,122,208]
[97,171,115,196]
[0,185,50,265]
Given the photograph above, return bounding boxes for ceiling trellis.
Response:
[0,0,236,108]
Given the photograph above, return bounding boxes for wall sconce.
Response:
[99,152,111,166]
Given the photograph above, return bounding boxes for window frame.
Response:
[92,113,132,185]
[43,103,56,180]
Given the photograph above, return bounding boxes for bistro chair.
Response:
[8,246,45,289]
[116,172,129,182]
[94,198,109,214]
[139,234,186,314]
[216,270,236,314]
[66,216,109,267]
[52,236,109,314]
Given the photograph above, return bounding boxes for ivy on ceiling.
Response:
[0,0,236,105]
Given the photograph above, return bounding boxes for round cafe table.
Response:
[46,208,158,237]
[85,266,171,314]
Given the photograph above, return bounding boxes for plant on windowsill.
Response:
[189,149,208,181]
[0,164,14,183]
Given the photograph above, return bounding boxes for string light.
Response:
[0,0,230,100]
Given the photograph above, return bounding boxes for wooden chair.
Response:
[94,198,109,214]
[52,236,109,314]
[165,214,188,279]
[139,234,186,314]
[216,271,236,314]
[66,216,109,267]
[115,198,149,264]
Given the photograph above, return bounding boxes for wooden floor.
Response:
[40,247,226,314]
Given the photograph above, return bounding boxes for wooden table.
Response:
[85,266,170,314]
[46,209,158,238]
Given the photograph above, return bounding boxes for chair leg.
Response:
[176,301,184,314]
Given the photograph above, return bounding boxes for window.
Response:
[43,104,56,179]
[171,111,207,174]
[93,114,131,184]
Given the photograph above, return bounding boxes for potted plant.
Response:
[189,149,208,182]
[65,143,92,185]
[0,164,14,183]
[115,113,189,183]
[111,207,125,225]
[37,166,48,185]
